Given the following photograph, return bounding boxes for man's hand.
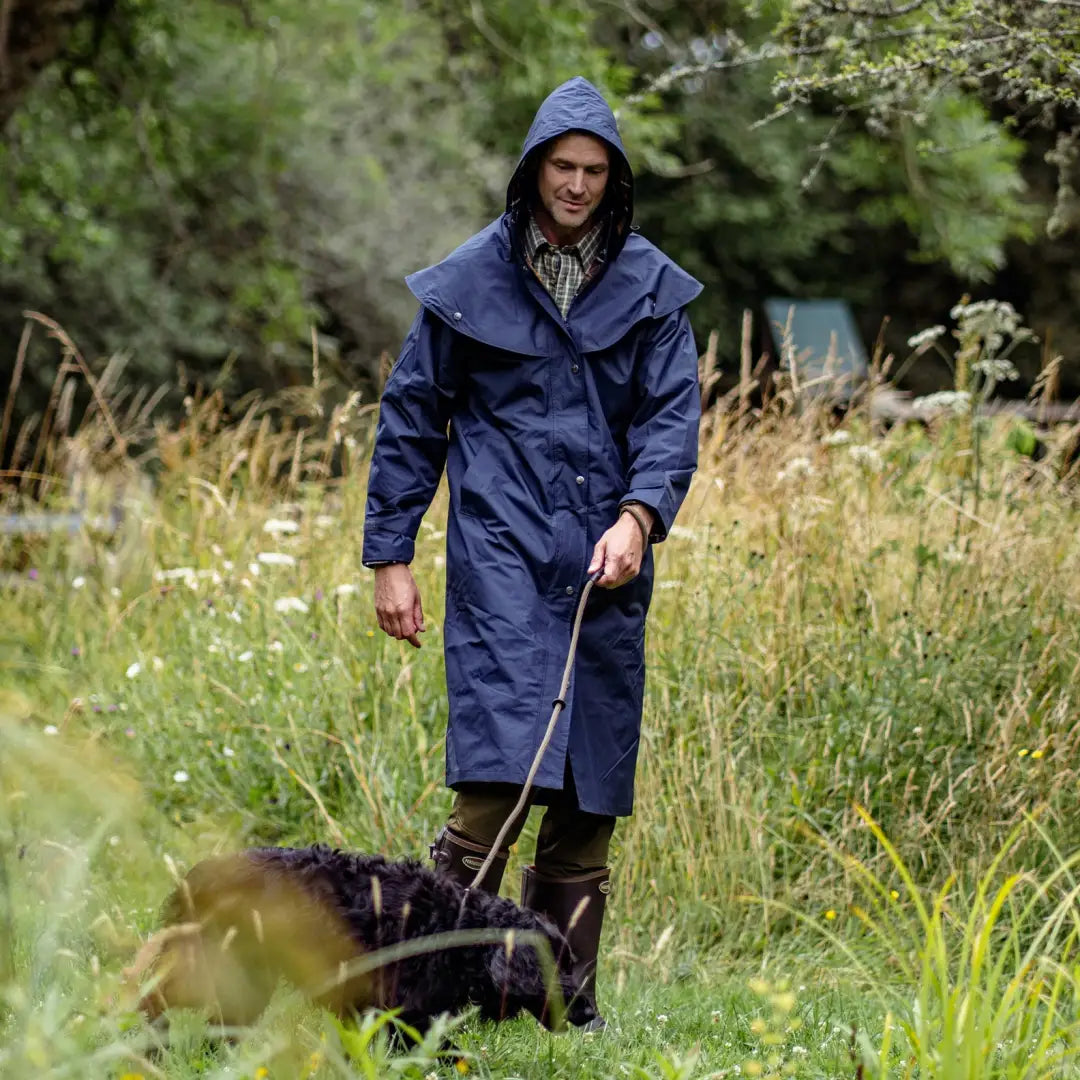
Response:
[587,505,655,589]
[373,563,426,648]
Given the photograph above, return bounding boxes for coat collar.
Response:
[406,216,702,356]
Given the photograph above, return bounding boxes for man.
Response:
[363,76,701,1030]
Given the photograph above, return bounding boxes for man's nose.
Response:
[567,170,587,193]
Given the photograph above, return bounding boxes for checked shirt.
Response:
[525,214,605,319]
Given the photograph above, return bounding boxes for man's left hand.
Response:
[588,505,655,589]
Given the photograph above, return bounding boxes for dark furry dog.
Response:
[125,845,595,1032]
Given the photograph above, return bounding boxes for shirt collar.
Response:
[526,212,605,266]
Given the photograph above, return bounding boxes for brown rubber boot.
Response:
[521,865,609,1031]
[429,827,508,894]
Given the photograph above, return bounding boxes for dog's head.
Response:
[482,917,598,1032]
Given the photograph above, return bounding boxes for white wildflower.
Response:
[848,445,884,472]
[71,576,86,589]
[43,724,59,736]
[942,545,965,564]
[154,567,196,582]
[223,559,234,571]
[667,524,700,539]
[222,746,235,758]
[314,515,337,530]
[268,640,284,653]
[333,583,358,597]
[110,587,121,598]
[263,518,299,535]
[125,661,142,679]
[657,1014,669,1024]
[228,608,243,623]
[237,649,254,662]
[907,325,946,351]
[657,580,683,590]
[274,596,309,615]
[972,357,1019,382]
[172,770,189,784]
[257,552,296,567]
[950,299,1020,334]
[912,390,971,416]
[822,429,852,446]
[109,835,120,847]
[434,555,446,569]
[777,456,814,482]
[152,656,165,673]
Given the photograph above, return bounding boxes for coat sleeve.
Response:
[622,308,701,542]
[362,307,458,566]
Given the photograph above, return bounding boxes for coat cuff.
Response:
[361,529,415,567]
[620,490,668,542]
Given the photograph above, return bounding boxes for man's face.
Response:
[535,133,610,243]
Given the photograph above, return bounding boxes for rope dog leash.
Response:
[466,568,603,892]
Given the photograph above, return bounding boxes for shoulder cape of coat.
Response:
[364,76,702,817]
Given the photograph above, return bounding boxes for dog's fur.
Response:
[125,845,595,1032]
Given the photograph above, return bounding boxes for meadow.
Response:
[2,331,1080,1078]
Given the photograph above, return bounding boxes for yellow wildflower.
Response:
[825,909,837,921]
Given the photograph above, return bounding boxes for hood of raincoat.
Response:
[505,75,634,261]
[405,75,701,354]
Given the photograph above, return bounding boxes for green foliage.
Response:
[0,0,495,411]
[832,94,1037,280]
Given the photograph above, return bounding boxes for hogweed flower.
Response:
[777,456,814,483]
[258,552,296,567]
[848,445,883,472]
[972,357,1019,382]
[912,390,971,417]
[173,770,189,784]
[154,567,196,582]
[907,325,946,352]
[263,519,299,535]
[821,429,852,446]
[274,596,309,615]
[126,661,142,679]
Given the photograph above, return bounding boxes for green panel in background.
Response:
[764,298,869,399]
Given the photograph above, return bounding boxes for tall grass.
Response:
[3,315,1080,1076]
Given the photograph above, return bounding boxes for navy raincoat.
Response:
[363,77,702,816]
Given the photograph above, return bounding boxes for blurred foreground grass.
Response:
[2,376,1080,1077]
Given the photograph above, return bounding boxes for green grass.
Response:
[3,378,1080,1077]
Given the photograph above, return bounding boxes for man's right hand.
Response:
[373,563,426,648]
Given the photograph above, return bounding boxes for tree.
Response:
[771,0,1080,238]
[0,0,108,130]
